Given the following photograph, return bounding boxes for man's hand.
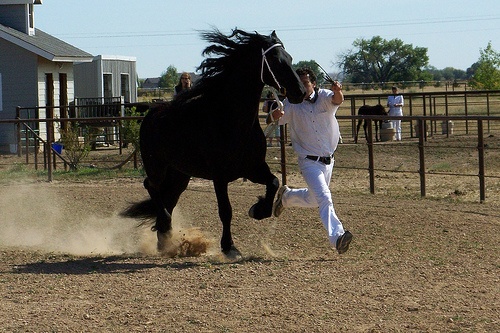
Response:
[331,81,342,92]
[331,81,344,105]
[270,105,284,122]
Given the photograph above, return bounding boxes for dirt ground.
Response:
[0,139,499,332]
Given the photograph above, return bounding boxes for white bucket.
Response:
[380,127,395,141]
[381,121,393,129]
[441,120,454,135]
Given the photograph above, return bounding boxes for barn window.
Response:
[103,74,112,98]
[121,74,130,103]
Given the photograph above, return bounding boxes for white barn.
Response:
[0,1,138,153]
[0,0,94,152]
[74,55,137,104]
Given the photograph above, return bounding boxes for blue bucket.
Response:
[51,142,63,154]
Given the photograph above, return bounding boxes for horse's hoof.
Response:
[248,202,271,220]
[222,245,242,260]
[248,204,258,219]
[248,204,264,220]
[157,231,172,252]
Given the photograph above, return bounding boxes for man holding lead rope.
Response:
[269,67,353,254]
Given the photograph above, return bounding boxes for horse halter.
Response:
[261,43,283,91]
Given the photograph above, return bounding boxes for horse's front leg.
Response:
[213,180,239,256]
[247,162,279,220]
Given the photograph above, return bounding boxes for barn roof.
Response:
[142,77,161,89]
[0,24,93,62]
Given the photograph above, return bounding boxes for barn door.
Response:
[121,74,130,103]
[103,74,112,98]
[45,73,55,147]
[59,73,68,130]
[45,73,54,117]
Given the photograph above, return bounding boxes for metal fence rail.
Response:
[342,89,500,138]
[278,114,500,203]
[2,97,500,202]
[4,113,498,203]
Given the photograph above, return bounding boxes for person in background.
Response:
[387,86,404,141]
[174,72,192,97]
[262,91,281,147]
[269,67,353,255]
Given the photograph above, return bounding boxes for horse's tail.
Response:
[120,199,156,220]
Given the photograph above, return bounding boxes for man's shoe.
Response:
[336,231,353,254]
[272,185,289,217]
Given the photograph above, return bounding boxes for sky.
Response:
[35,0,500,79]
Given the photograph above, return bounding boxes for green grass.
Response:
[428,162,453,172]
[51,167,144,180]
[0,163,144,182]
[0,163,38,181]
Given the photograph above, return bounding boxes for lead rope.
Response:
[263,86,283,139]
[270,88,283,113]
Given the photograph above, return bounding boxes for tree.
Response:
[423,66,444,81]
[424,66,467,82]
[338,36,429,84]
[470,42,500,90]
[158,65,178,89]
[58,123,91,170]
[292,60,327,86]
[466,62,480,79]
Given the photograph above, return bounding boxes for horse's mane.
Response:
[174,29,277,104]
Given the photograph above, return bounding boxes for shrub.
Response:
[122,106,147,152]
[58,123,92,170]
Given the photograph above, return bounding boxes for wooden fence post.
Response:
[418,118,426,197]
[477,119,485,203]
[16,106,21,157]
[279,124,287,186]
[367,119,375,194]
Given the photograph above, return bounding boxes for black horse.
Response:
[354,104,388,143]
[121,29,305,257]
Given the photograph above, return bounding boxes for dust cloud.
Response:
[0,183,214,257]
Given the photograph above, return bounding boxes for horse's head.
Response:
[261,31,306,104]
[377,104,388,115]
[196,29,305,104]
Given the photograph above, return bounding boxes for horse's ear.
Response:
[270,30,282,44]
